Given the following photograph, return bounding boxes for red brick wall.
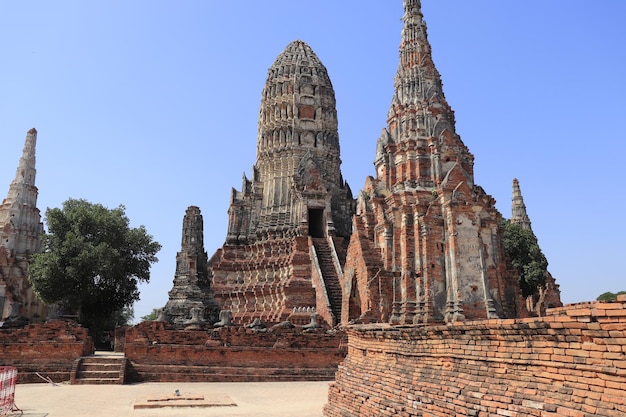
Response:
[124,321,347,382]
[0,321,94,383]
[324,301,626,417]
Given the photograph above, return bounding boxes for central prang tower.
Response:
[342,0,525,324]
[205,40,355,327]
[226,40,353,243]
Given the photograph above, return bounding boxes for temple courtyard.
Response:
[13,380,328,417]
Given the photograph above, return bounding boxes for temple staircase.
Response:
[312,238,342,321]
[70,353,127,385]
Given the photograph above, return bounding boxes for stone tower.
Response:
[226,40,353,243]
[0,128,45,322]
[163,206,218,326]
[511,178,532,230]
[342,0,525,324]
[509,178,562,314]
[205,40,355,327]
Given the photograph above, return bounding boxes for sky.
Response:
[1,1,625,322]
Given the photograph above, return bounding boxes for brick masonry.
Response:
[323,300,626,417]
[123,321,347,382]
[206,40,355,328]
[0,320,93,383]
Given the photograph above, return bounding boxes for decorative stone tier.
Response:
[210,236,342,326]
[0,320,94,383]
[324,301,626,417]
[124,321,346,382]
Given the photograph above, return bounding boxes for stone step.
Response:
[71,355,127,385]
[72,377,121,385]
[80,357,124,364]
[311,238,343,318]
[78,370,120,379]
[80,362,122,369]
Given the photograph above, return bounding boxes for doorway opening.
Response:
[308,208,325,238]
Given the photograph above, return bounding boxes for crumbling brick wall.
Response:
[124,321,347,382]
[324,301,626,416]
[0,321,93,383]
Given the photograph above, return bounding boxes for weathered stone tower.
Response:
[206,40,355,326]
[163,206,218,326]
[0,128,45,322]
[342,0,526,325]
[511,178,532,230]
[509,178,562,314]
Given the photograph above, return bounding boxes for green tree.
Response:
[112,305,135,327]
[140,308,160,322]
[597,291,626,301]
[501,220,548,298]
[29,199,161,334]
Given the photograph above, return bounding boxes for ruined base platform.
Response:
[123,322,346,383]
[133,392,236,409]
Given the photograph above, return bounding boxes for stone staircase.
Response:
[70,353,127,385]
[312,238,342,320]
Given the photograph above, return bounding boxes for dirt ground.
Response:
[12,380,330,417]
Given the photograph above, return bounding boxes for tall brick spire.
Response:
[375,0,474,189]
[344,0,525,325]
[511,178,532,230]
[0,128,43,258]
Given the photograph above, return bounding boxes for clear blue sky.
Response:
[1,1,625,321]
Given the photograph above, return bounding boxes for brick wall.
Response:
[324,301,626,417]
[124,321,347,382]
[0,320,94,383]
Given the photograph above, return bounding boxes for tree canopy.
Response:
[29,198,161,332]
[501,220,548,298]
[140,308,160,322]
[597,291,626,302]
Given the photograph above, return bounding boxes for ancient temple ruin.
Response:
[163,206,218,326]
[341,0,532,325]
[511,178,532,230]
[0,128,45,323]
[510,178,561,314]
[165,1,560,328]
[201,40,355,327]
[223,40,354,244]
